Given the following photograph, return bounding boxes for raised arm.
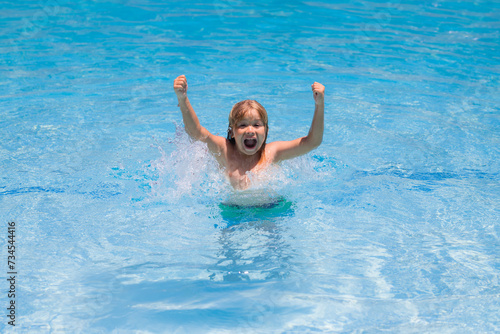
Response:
[268,82,325,162]
[173,75,227,158]
[173,75,210,141]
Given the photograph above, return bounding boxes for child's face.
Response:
[232,109,267,156]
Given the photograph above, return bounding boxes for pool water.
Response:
[1,0,499,332]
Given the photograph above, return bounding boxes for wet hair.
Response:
[227,100,269,144]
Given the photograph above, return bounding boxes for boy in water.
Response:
[173,75,325,190]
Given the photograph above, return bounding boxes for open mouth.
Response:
[243,138,258,150]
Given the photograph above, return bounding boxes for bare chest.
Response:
[222,146,276,190]
[225,163,260,190]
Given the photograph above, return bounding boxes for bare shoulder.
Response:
[205,133,230,165]
[265,137,311,163]
[205,132,227,148]
[264,141,292,163]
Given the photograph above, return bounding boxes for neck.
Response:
[235,148,262,166]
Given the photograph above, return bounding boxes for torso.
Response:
[222,142,275,190]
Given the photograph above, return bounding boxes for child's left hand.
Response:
[312,82,325,104]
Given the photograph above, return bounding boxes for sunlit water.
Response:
[1,0,499,333]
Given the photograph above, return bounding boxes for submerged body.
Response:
[173,75,325,189]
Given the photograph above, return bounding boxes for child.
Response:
[173,75,325,190]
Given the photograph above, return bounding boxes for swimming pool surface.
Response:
[1,0,499,332]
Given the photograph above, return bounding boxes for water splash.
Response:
[148,124,339,206]
[149,124,228,204]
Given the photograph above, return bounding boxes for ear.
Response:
[227,126,234,140]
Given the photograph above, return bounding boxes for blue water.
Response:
[1,0,499,332]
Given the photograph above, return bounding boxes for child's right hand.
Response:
[173,75,188,97]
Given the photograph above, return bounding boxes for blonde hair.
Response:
[227,100,269,144]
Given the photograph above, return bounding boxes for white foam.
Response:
[149,125,333,207]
